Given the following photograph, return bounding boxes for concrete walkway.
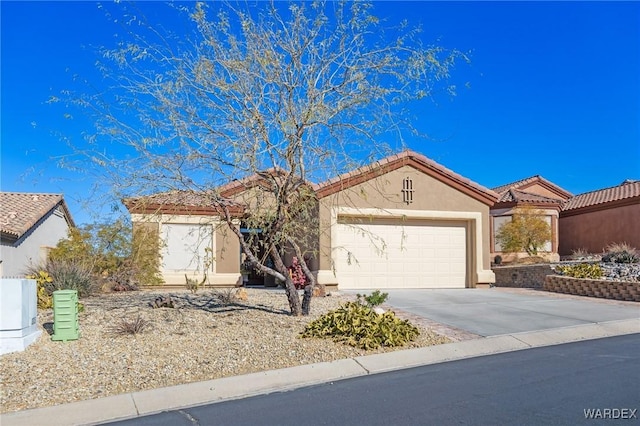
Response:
[2,290,638,426]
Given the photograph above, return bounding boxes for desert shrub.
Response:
[495,207,552,256]
[602,243,639,264]
[110,315,150,335]
[131,223,164,286]
[570,248,590,260]
[48,219,163,290]
[556,263,603,279]
[26,270,54,309]
[45,259,97,297]
[25,259,97,301]
[300,301,419,350]
[212,288,238,306]
[185,274,207,294]
[355,290,389,307]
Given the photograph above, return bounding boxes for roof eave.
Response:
[560,195,640,217]
[316,152,499,206]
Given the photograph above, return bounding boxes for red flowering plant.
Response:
[288,256,308,289]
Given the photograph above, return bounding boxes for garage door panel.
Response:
[336,221,467,289]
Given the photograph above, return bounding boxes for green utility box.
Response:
[52,290,80,341]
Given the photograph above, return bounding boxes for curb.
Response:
[2,318,638,426]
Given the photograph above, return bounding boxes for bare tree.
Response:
[59,1,467,315]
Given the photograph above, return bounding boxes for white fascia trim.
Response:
[331,207,495,285]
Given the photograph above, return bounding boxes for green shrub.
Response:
[355,290,389,307]
[602,243,639,264]
[556,263,603,279]
[300,302,419,350]
[48,220,164,290]
[26,270,54,309]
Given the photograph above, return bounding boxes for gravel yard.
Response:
[0,288,451,414]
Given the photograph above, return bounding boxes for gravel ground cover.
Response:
[0,288,451,414]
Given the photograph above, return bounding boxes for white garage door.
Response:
[335,220,467,289]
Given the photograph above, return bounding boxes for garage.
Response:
[335,218,468,289]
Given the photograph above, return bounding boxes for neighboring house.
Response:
[125,150,499,290]
[559,180,640,256]
[0,193,75,278]
[491,177,640,260]
[490,176,573,262]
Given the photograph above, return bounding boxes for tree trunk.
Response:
[301,284,313,315]
[270,245,302,316]
[284,277,302,316]
[287,237,321,316]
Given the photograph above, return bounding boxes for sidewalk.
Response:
[2,318,638,426]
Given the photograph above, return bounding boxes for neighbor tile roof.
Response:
[491,175,573,199]
[0,192,73,239]
[562,180,640,211]
[491,175,543,195]
[498,189,564,205]
[126,190,220,207]
[124,189,245,216]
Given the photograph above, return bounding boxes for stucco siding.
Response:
[317,165,493,286]
[559,203,640,255]
[0,207,70,278]
[131,213,241,286]
[519,183,566,200]
[215,221,240,274]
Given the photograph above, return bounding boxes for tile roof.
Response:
[127,150,500,210]
[498,189,564,205]
[314,150,499,204]
[562,180,640,211]
[218,168,311,197]
[0,192,74,239]
[491,175,573,199]
[491,175,542,195]
[126,190,220,207]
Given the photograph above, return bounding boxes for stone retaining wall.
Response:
[544,275,640,302]
[492,264,554,289]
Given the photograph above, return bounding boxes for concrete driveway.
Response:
[357,289,640,337]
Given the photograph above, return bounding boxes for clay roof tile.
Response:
[0,192,74,239]
[562,180,640,211]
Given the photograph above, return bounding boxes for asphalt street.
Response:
[104,334,640,426]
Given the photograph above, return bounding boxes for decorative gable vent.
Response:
[402,177,414,204]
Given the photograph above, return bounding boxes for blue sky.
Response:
[1,1,639,226]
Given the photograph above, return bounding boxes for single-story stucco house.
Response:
[490,176,640,260]
[125,151,499,291]
[490,175,573,262]
[0,193,75,278]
